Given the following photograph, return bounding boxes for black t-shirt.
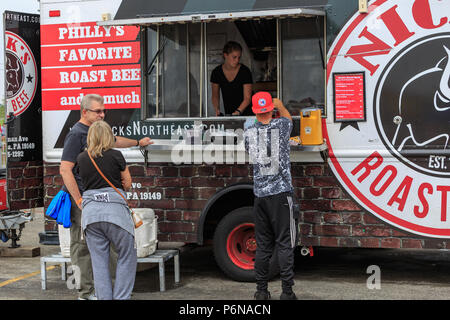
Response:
[210,64,253,115]
[61,122,89,192]
[77,149,126,191]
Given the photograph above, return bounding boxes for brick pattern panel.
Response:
[43,162,254,241]
[8,161,43,210]
[43,163,62,232]
[127,163,253,243]
[42,161,447,249]
[294,163,448,250]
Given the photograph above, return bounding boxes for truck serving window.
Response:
[145,24,201,118]
[126,13,326,119]
[281,17,325,116]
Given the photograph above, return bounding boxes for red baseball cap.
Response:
[252,91,274,114]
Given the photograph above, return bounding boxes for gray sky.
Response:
[1,0,39,103]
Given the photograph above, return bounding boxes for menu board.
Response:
[40,22,141,111]
[333,72,366,122]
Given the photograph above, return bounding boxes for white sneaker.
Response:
[78,294,98,300]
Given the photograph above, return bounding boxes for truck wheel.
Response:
[213,206,279,282]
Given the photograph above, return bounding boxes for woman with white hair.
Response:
[77,120,136,300]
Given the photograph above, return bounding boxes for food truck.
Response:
[35,0,450,281]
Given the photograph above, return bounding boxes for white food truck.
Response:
[37,0,450,281]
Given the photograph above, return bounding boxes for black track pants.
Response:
[254,192,298,293]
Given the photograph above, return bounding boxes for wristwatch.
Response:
[136,139,140,147]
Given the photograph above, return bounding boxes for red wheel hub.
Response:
[226,223,256,270]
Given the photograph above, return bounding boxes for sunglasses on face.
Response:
[87,108,106,115]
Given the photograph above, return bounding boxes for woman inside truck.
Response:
[211,41,253,116]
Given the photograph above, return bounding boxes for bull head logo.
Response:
[5,53,23,98]
[392,46,450,151]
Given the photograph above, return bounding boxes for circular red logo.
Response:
[326,0,450,238]
[5,31,38,117]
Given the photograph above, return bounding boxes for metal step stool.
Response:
[40,249,180,292]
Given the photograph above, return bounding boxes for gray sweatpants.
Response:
[85,222,137,300]
[70,196,117,299]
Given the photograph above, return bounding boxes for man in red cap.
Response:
[244,91,298,300]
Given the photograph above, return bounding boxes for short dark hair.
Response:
[223,41,242,54]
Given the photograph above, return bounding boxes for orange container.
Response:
[300,108,323,145]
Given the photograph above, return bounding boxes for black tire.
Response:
[213,206,279,282]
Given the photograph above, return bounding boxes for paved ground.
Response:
[1,209,450,301]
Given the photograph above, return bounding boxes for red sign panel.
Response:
[42,64,141,89]
[42,86,141,110]
[41,41,140,68]
[40,22,140,45]
[41,21,141,111]
[0,179,7,211]
[333,72,366,121]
